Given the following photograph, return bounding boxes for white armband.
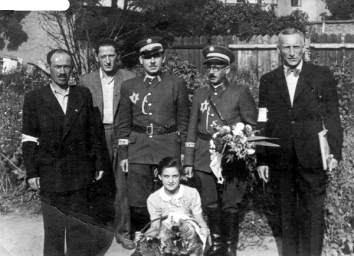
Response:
[185,142,195,148]
[257,108,268,122]
[118,139,129,146]
[21,134,39,145]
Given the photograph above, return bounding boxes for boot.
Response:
[204,207,227,256]
[223,212,240,256]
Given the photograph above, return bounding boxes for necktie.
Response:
[286,68,300,77]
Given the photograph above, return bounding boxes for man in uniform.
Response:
[79,38,136,249]
[184,45,257,256]
[22,49,107,255]
[257,28,343,256]
[117,36,190,237]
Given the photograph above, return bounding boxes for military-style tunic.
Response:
[184,80,257,173]
[118,73,190,164]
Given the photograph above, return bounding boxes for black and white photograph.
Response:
[0,0,353,255]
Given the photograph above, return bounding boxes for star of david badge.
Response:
[147,38,152,44]
[210,46,214,51]
[129,92,139,104]
[200,100,209,113]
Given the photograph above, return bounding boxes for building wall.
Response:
[274,0,329,22]
[0,12,59,65]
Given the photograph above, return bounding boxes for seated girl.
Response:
[137,157,210,256]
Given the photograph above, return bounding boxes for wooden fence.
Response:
[168,34,354,78]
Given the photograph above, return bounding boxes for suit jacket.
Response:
[79,69,136,148]
[257,62,343,170]
[118,74,190,164]
[184,80,258,172]
[22,85,105,192]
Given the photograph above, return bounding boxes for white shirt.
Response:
[284,60,303,106]
[100,68,115,124]
[50,83,70,114]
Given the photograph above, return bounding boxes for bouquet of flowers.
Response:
[133,212,205,256]
[209,122,278,183]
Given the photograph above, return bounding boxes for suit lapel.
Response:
[42,85,66,116]
[293,62,311,104]
[113,69,124,118]
[62,86,84,140]
[91,71,104,114]
[274,67,292,108]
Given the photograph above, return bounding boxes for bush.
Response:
[0,68,48,214]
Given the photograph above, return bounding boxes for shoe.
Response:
[115,233,136,250]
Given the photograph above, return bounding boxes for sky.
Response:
[0,0,124,11]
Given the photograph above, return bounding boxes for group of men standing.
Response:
[22,27,342,256]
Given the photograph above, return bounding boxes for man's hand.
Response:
[327,154,338,171]
[95,170,104,180]
[184,166,194,178]
[28,177,40,190]
[257,165,269,183]
[120,159,129,173]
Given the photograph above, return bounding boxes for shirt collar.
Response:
[50,83,70,96]
[99,68,115,84]
[159,184,185,201]
[284,59,303,73]
[143,74,161,82]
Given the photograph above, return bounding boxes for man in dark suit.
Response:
[257,28,343,256]
[79,38,136,249]
[184,45,257,256]
[22,49,108,256]
[118,36,190,237]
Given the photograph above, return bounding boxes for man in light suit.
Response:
[257,28,343,256]
[79,38,136,249]
[22,49,108,255]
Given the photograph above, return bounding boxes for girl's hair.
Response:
[157,157,182,175]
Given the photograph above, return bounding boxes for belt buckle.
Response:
[146,124,154,137]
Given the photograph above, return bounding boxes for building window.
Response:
[291,0,301,7]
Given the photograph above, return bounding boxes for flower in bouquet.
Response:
[209,122,279,183]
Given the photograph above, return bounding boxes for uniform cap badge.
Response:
[147,38,152,44]
[210,46,214,51]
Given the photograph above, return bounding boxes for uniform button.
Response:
[148,103,152,106]
[214,92,217,95]
[291,121,295,124]
[291,135,294,139]
[211,114,214,117]
[148,93,152,95]
[149,113,152,115]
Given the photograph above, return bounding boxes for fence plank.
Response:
[170,34,354,77]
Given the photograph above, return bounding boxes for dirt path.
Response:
[0,213,280,256]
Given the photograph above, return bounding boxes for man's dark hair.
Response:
[95,38,119,55]
[47,49,73,66]
[157,157,182,175]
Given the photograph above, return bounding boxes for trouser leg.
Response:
[127,164,159,235]
[42,201,66,256]
[297,165,327,256]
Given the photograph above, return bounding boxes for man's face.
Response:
[278,34,305,68]
[50,52,72,88]
[158,167,181,195]
[95,46,118,75]
[139,52,165,76]
[206,63,230,86]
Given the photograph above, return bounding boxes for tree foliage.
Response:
[0,11,29,51]
[321,0,354,20]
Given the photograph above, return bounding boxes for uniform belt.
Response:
[198,132,212,141]
[103,123,115,130]
[132,124,178,136]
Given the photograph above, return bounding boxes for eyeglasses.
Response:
[141,52,164,60]
[205,65,226,72]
